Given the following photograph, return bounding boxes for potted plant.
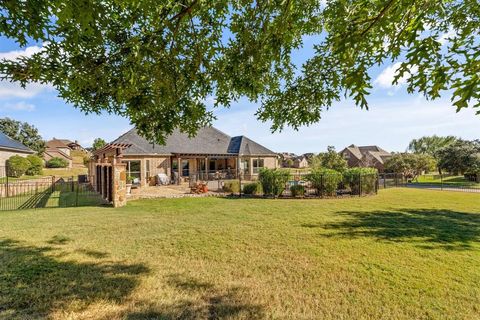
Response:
[126,175,133,194]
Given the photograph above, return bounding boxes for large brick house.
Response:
[90,127,279,187]
[339,145,392,172]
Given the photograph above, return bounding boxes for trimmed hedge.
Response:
[6,155,30,178]
[223,180,240,193]
[343,167,378,195]
[46,157,69,168]
[25,154,43,176]
[258,168,290,197]
[305,168,342,196]
[290,184,305,197]
[243,182,262,195]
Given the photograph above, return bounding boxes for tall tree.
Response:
[0,118,45,154]
[0,1,479,143]
[384,153,437,180]
[91,138,106,151]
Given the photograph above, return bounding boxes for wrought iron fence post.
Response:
[359,173,362,197]
[75,181,80,207]
[441,173,443,190]
[320,174,324,198]
[51,176,55,193]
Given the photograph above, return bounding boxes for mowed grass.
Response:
[0,189,479,319]
[416,174,480,187]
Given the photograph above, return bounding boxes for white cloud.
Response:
[1,101,35,112]
[374,62,418,89]
[0,44,53,99]
[0,81,51,99]
[0,45,44,60]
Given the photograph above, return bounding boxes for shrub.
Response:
[46,157,69,168]
[290,184,305,197]
[343,167,378,195]
[6,155,30,178]
[223,180,240,193]
[258,168,290,197]
[25,154,43,175]
[305,168,342,196]
[243,182,262,195]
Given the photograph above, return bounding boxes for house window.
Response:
[252,158,264,174]
[240,159,249,174]
[209,160,216,171]
[182,160,189,176]
[123,160,141,183]
[343,152,350,159]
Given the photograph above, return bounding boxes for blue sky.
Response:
[0,34,478,154]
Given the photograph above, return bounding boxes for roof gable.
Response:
[0,131,33,153]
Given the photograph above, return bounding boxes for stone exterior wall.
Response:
[0,149,32,167]
[112,163,127,208]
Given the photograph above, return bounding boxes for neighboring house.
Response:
[44,138,74,168]
[293,156,309,169]
[90,127,279,187]
[279,152,297,167]
[0,131,34,167]
[339,144,392,172]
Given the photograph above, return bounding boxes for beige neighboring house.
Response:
[339,145,392,172]
[44,139,73,168]
[293,156,309,168]
[90,127,279,187]
[0,131,34,167]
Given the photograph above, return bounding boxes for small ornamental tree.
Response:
[6,155,30,178]
[25,154,44,176]
[385,153,437,179]
[46,157,69,168]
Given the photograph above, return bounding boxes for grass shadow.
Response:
[315,208,480,250]
[124,274,264,319]
[0,238,149,319]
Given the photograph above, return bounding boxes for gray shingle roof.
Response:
[0,131,33,153]
[112,127,276,156]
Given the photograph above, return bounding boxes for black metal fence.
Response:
[406,174,480,193]
[0,167,105,211]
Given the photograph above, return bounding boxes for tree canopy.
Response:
[436,139,480,175]
[408,135,457,157]
[384,153,436,179]
[310,146,347,172]
[0,118,46,154]
[0,1,479,143]
[92,138,107,151]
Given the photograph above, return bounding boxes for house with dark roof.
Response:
[90,127,279,186]
[0,131,34,166]
[339,144,392,172]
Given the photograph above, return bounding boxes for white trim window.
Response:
[252,158,264,174]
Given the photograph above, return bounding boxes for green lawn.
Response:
[0,189,479,319]
[415,174,480,187]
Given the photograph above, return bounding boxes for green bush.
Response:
[6,155,30,178]
[290,184,305,197]
[243,182,262,195]
[258,168,290,197]
[223,180,240,193]
[343,167,378,195]
[305,168,342,196]
[25,154,43,175]
[46,157,69,168]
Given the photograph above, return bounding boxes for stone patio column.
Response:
[177,156,182,185]
[112,163,127,208]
